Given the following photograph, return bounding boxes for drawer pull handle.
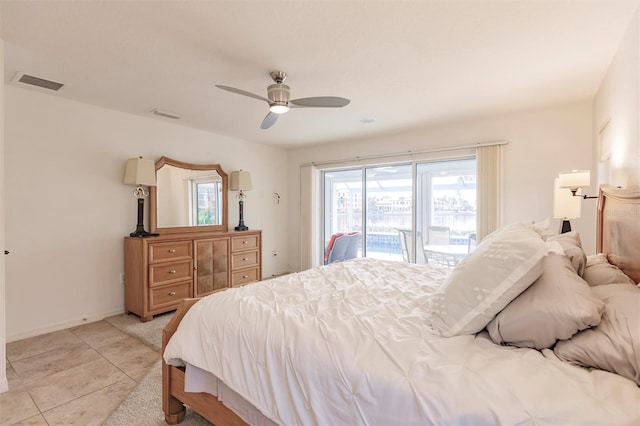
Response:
[243,257,249,261]
[242,241,248,244]
[169,270,177,274]
[243,275,249,279]
[168,249,176,253]
[169,291,176,296]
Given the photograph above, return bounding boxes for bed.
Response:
[162,184,640,425]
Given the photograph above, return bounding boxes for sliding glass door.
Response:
[322,169,363,263]
[365,165,412,260]
[416,159,477,266]
[323,157,476,266]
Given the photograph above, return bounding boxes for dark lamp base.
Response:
[130,197,159,237]
[130,230,152,238]
[235,199,249,232]
[130,230,159,238]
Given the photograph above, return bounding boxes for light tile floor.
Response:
[1,320,159,425]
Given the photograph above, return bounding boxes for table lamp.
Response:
[230,170,252,231]
[124,157,157,237]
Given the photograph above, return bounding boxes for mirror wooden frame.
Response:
[149,156,228,235]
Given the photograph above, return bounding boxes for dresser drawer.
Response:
[231,234,259,252]
[149,260,193,287]
[231,250,259,270]
[231,267,259,286]
[149,241,192,263]
[149,282,191,310]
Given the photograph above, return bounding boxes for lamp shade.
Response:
[124,157,157,186]
[230,170,252,191]
[554,178,581,219]
[558,170,590,190]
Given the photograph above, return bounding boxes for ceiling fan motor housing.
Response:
[267,83,290,108]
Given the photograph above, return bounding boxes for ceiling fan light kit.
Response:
[269,104,290,114]
[216,71,350,129]
[267,83,290,114]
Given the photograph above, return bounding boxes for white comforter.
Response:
[164,258,640,425]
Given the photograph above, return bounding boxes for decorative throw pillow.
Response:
[582,254,635,287]
[428,223,547,337]
[486,247,604,350]
[554,283,640,386]
[547,232,587,276]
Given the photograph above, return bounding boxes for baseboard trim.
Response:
[6,308,125,343]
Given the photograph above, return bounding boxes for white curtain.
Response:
[476,144,503,241]
[299,165,317,270]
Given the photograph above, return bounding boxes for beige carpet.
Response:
[104,312,212,425]
[104,311,173,352]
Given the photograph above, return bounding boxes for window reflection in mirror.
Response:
[191,178,222,226]
[156,164,223,228]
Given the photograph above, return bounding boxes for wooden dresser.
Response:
[124,230,261,321]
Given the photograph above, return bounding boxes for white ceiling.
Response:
[1,1,638,148]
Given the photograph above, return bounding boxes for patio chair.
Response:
[325,232,361,264]
[426,226,455,267]
[397,229,428,265]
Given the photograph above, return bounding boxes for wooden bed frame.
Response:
[162,184,640,425]
[596,185,640,283]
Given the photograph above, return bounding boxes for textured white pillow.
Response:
[487,249,604,349]
[428,223,547,337]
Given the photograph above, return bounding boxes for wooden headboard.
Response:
[597,185,640,284]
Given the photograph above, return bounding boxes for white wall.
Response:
[594,8,639,187]
[1,34,9,392]
[4,86,289,341]
[287,101,595,272]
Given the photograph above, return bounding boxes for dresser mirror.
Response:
[149,157,228,234]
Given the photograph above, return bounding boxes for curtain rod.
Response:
[300,140,508,168]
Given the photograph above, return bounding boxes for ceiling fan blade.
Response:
[260,112,278,129]
[215,85,269,103]
[290,96,350,108]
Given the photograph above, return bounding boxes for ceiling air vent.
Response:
[12,72,64,91]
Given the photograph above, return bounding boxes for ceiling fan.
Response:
[215,71,350,130]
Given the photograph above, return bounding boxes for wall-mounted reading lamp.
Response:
[558,170,598,199]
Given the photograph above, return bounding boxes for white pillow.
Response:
[554,283,640,386]
[428,223,547,337]
[547,232,587,276]
[532,218,555,239]
[487,249,604,349]
[583,254,635,286]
